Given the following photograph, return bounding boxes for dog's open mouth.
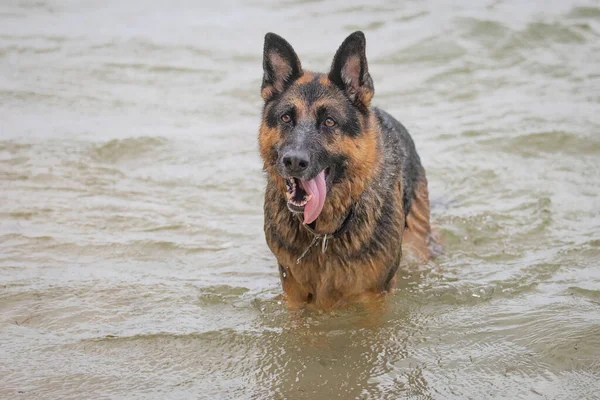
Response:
[285,167,330,225]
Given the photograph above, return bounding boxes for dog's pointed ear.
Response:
[261,33,302,101]
[328,31,374,109]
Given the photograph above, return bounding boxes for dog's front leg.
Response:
[278,264,311,310]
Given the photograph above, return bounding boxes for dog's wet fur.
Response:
[258,31,433,310]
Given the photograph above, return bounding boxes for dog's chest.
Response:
[287,242,378,295]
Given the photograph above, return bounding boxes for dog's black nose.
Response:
[282,150,310,175]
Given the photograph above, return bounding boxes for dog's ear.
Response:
[261,33,303,101]
[328,31,374,109]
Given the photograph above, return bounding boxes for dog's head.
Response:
[258,31,380,227]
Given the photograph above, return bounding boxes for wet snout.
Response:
[281,149,310,177]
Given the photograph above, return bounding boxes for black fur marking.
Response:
[340,105,362,137]
[329,154,348,185]
[265,102,297,129]
[316,106,327,127]
[374,107,421,224]
[381,258,400,291]
[298,79,328,105]
[268,220,303,255]
[265,103,280,128]
[347,189,400,262]
[265,146,278,167]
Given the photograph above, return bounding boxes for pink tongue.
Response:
[299,170,326,225]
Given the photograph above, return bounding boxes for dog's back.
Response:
[375,107,433,264]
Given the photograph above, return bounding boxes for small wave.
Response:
[128,240,232,253]
[377,36,467,65]
[90,137,168,163]
[0,141,33,154]
[139,224,186,233]
[507,21,586,48]
[88,329,237,344]
[567,6,600,19]
[491,131,600,156]
[565,287,600,301]
[104,62,219,76]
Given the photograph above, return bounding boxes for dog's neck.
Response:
[294,203,356,264]
[298,202,355,239]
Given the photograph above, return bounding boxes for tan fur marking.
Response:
[261,86,274,101]
[319,76,331,85]
[402,173,433,265]
[280,265,311,309]
[258,124,278,167]
[295,72,314,85]
[290,98,307,119]
[329,114,380,199]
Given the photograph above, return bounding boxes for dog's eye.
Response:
[324,118,336,128]
[281,114,292,123]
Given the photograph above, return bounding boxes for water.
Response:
[1,0,599,398]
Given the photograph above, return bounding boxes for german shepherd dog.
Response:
[258,31,433,310]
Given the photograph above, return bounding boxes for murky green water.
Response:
[1,1,600,399]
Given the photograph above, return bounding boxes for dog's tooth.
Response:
[289,198,306,207]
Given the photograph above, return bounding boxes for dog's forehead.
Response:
[294,75,330,102]
[282,73,346,116]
